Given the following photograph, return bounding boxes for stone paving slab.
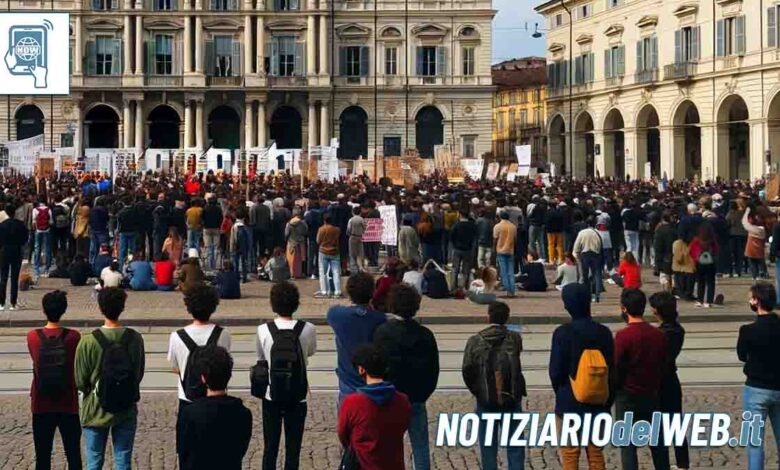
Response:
[0,389,766,469]
[0,268,765,328]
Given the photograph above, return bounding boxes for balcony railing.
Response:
[206,76,243,86]
[605,75,623,87]
[664,62,697,80]
[145,75,183,87]
[634,68,658,85]
[266,75,307,86]
[83,75,122,87]
[720,56,742,70]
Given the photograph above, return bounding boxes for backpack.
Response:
[568,328,609,405]
[425,269,449,299]
[35,329,69,397]
[35,207,50,231]
[697,250,715,266]
[235,225,250,253]
[53,205,70,229]
[267,321,308,403]
[92,329,139,413]
[473,330,525,410]
[177,326,223,401]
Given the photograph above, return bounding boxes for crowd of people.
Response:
[9,169,780,470]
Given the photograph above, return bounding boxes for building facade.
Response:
[491,57,547,166]
[536,0,780,180]
[4,0,494,166]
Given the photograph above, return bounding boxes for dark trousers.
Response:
[32,412,82,470]
[695,263,717,304]
[176,399,190,459]
[262,399,307,470]
[731,235,747,275]
[674,272,695,300]
[658,375,690,469]
[51,228,69,259]
[615,390,670,470]
[580,252,603,300]
[255,228,269,260]
[749,257,767,279]
[0,253,22,306]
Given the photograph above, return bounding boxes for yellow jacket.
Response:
[672,239,695,273]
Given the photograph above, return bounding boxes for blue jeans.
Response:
[318,253,341,295]
[580,252,603,300]
[187,228,202,250]
[83,417,137,470]
[204,229,220,271]
[744,385,780,470]
[477,402,525,470]
[33,231,52,276]
[232,250,250,283]
[118,233,135,270]
[90,231,109,266]
[409,402,431,470]
[497,253,515,295]
[624,230,640,256]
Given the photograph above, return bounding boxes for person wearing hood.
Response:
[285,207,309,279]
[461,301,525,470]
[178,345,252,470]
[548,283,614,470]
[373,284,439,470]
[337,344,411,470]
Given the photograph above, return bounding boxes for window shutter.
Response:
[171,0,178,9]
[86,40,96,75]
[547,63,554,87]
[436,46,447,76]
[574,55,582,84]
[617,45,625,76]
[145,40,153,76]
[360,46,369,77]
[769,7,777,48]
[674,29,682,63]
[604,48,612,79]
[174,38,183,75]
[587,52,595,82]
[294,38,304,76]
[92,0,101,9]
[205,39,215,76]
[561,60,568,87]
[269,38,278,76]
[110,0,118,8]
[290,0,299,9]
[113,38,122,75]
[636,40,644,72]
[232,40,241,76]
[415,47,423,75]
[692,27,700,61]
[339,47,347,75]
[736,15,746,56]
[651,36,658,69]
[716,19,725,57]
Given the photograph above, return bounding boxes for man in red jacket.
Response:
[337,344,411,470]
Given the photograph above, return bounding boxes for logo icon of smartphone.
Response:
[8,25,46,75]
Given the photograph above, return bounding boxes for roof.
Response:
[491,57,547,89]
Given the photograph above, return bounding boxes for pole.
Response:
[561,0,573,178]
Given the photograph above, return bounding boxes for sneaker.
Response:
[0,305,4,312]
[9,305,16,311]
[313,292,329,299]
[695,301,704,307]
[331,293,343,299]
[703,303,712,308]
[310,275,317,280]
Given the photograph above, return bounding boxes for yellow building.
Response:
[491,57,547,166]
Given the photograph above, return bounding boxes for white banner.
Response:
[0,13,70,95]
[516,145,532,176]
[461,159,484,179]
[378,205,397,246]
[6,133,44,174]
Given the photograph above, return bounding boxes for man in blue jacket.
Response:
[549,283,614,470]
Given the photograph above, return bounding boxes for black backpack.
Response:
[267,321,308,403]
[93,329,139,414]
[472,330,525,410]
[52,205,70,229]
[425,269,449,299]
[35,329,70,397]
[177,326,223,401]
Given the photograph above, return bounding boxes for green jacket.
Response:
[75,327,145,428]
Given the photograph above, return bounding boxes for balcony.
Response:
[720,56,742,70]
[634,68,658,85]
[145,75,183,87]
[664,62,697,81]
[334,76,370,86]
[605,75,623,87]
[206,76,243,86]
[83,75,122,87]
[266,75,308,87]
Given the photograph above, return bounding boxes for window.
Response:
[533,89,541,102]
[519,110,527,128]
[274,0,299,10]
[215,36,233,77]
[339,46,369,78]
[96,36,116,75]
[675,26,700,62]
[533,108,541,126]
[716,15,746,57]
[421,46,437,76]
[636,36,658,71]
[416,46,446,77]
[769,6,780,48]
[462,135,476,159]
[385,46,397,75]
[578,3,591,19]
[383,135,401,157]
[604,44,625,78]
[462,46,475,76]
[276,35,296,76]
[574,52,595,84]
[509,111,516,130]
[346,47,360,76]
[91,0,117,10]
[554,14,563,27]
[608,0,620,8]
[547,60,568,88]
[154,35,173,75]
[210,0,238,10]
[154,0,174,10]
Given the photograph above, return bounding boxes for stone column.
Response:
[74,103,83,157]
[306,16,316,77]
[245,101,255,148]
[74,15,83,75]
[257,101,266,146]
[196,99,204,149]
[134,100,144,151]
[256,16,265,75]
[184,16,192,73]
[308,101,317,148]
[244,16,253,75]
[318,15,328,75]
[184,100,193,147]
[195,16,203,73]
[319,101,329,146]
[123,16,133,75]
[135,16,144,75]
[751,121,766,179]
[122,100,132,148]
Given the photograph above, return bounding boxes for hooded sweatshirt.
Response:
[548,284,615,415]
[337,382,411,470]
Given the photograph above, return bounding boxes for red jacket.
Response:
[155,260,175,286]
[185,179,200,196]
[688,238,720,263]
[617,260,642,289]
[338,384,411,470]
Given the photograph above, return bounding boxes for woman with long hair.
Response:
[284,206,308,278]
[162,225,184,267]
[417,211,440,264]
[617,251,642,289]
[689,223,719,307]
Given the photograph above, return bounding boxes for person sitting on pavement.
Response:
[69,254,92,287]
[372,258,400,313]
[127,251,156,291]
[264,247,291,283]
[92,244,112,280]
[178,249,205,294]
[517,250,548,292]
[401,258,424,294]
[99,259,124,289]
[554,252,579,290]
[616,251,642,289]
[47,255,71,279]
[467,266,499,305]
[214,260,241,300]
[154,252,176,291]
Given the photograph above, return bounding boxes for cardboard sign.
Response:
[486,162,500,180]
[362,218,384,243]
[378,205,397,246]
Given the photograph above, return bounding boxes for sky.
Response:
[492,0,546,63]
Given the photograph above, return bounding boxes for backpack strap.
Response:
[206,325,223,347]
[292,321,305,340]
[92,329,111,351]
[266,321,280,341]
[176,329,199,352]
[36,328,48,343]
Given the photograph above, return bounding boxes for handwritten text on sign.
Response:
[362,218,384,243]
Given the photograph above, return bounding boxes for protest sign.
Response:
[378,205,397,246]
[362,218,384,243]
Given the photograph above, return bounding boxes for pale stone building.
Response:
[535,0,780,181]
[3,0,494,167]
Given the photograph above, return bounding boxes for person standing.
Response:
[327,272,386,407]
[494,211,517,298]
[27,290,82,470]
[739,283,780,470]
[285,207,309,279]
[743,207,767,281]
[475,207,495,269]
[613,288,669,470]
[346,206,366,274]
[672,236,696,301]
[115,201,137,271]
[303,200,323,278]
[32,199,53,278]
[0,201,29,310]
[75,287,145,470]
[251,195,272,265]
[373,283,439,470]
[256,281,317,470]
[573,221,603,302]
[229,207,252,283]
[545,202,566,265]
[186,198,204,251]
[316,214,342,298]
[202,196,223,271]
[88,199,109,266]
[450,210,477,292]
[689,223,719,308]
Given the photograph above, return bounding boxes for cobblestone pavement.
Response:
[0,268,767,327]
[0,388,771,469]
